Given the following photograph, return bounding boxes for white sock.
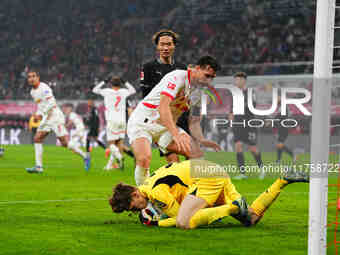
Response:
[110,144,122,160]
[135,165,150,186]
[34,143,43,167]
[68,141,86,158]
[107,153,115,168]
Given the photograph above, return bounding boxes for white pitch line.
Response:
[0,198,107,205]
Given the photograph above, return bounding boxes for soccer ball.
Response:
[142,202,163,221]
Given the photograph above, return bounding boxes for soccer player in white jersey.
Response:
[93,76,136,170]
[62,104,86,149]
[26,69,91,173]
[127,56,220,185]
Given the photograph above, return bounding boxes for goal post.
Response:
[308,0,335,254]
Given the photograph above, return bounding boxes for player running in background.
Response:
[230,72,264,180]
[109,160,309,229]
[93,75,136,170]
[128,56,220,185]
[273,96,296,164]
[62,103,87,149]
[84,99,106,156]
[28,114,41,144]
[25,69,90,173]
[140,29,187,164]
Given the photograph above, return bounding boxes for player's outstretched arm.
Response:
[159,95,191,154]
[189,115,221,151]
[92,81,105,95]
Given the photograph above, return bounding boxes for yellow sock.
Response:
[189,203,239,229]
[250,178,288,216]
[158,217,176,228]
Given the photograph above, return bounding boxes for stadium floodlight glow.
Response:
[308,0,334,254]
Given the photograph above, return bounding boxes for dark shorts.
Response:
[277,128,289,143]
[88,127,99,138]
[233,127,258,146]
[176,111,190,135]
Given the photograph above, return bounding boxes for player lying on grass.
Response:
[109,160,309,229]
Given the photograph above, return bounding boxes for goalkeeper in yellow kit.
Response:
[109,160,308,229]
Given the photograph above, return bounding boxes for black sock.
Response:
[97,140,106,149]
[236,152,245,174]
[283,145,293,158]
[252,151,263,168]
[277,148,283,161]
[86,138,90,152]
[124,148,134,158]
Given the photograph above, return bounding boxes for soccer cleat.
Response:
[84,156,91,171]
[282,167,309,184]
[233,174,248,180]
[231,197,252,227]
[103,163,119,171]
[26,166,43,174]
[103,165,113,171]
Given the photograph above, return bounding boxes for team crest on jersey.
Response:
[167,82,176,90]
[140,71,144,81]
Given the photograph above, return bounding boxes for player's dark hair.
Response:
[153,29,179,45]
[196,56,221,72]
[27,68,40,77]
[110,76,123,87]
[233,72,247,79]
[109,183,136,213]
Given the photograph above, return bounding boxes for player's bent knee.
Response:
[136,155,151,168]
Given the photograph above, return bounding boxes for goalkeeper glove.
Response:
[139,209,159,226]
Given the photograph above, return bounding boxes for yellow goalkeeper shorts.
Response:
[188,177,229,206]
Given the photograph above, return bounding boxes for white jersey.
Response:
[30,82,58,116]
[93,81,136,122]
[140,69,191,121]
[69,112,85,130]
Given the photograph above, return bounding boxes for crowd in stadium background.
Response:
[1,0,339,141]
[0,0,316,100]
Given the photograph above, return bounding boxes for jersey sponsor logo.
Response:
[167,82,176,90]
[140,71,144,81]
[44,90,50,94]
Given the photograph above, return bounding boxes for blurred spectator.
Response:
[0,0,316,100]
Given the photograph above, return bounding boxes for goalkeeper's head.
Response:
[109,183,148,213]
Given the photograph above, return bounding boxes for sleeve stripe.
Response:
[161,91,174,100]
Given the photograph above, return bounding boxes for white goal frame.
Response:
[308,0,335,254]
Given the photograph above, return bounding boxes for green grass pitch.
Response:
[0,145,338,255]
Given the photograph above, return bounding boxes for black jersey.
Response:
[84,106,100,129]
[140,58,187,98]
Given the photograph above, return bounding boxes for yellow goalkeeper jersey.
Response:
[138,160,193,218]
